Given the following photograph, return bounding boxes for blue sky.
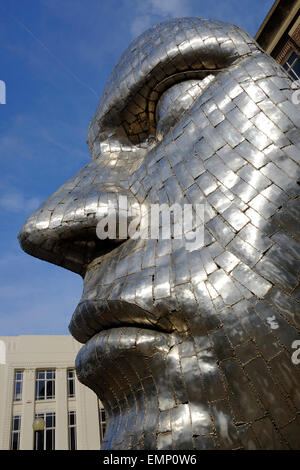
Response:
[0,0,274,336]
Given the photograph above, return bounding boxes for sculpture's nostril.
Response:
[18,216,127,276]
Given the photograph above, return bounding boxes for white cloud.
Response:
[0,187,41,213]
[130,15,153,38]
[149,0,190,17]
[130,0,190,37]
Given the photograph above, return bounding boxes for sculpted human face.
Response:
[19,18,300,450]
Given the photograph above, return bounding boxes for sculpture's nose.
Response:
[18,159,139,276]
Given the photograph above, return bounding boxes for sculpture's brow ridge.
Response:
[87,17,261,150]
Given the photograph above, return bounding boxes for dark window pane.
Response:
[289,51,298,65]
[67,369,75,398]
[14,371,23,401]
[46,414,53,427]
[46,429,53,450]
[290,69,298,80]
[69,427,76,450]
[15,382,21,396]
[293,59,300,78]
[12,433,19,450]
[37,381,45,399]
[69,412,75,426]
[13,417,20,431]
[69,380,74,397]
[46,380,53,398]
[35,430,44,450]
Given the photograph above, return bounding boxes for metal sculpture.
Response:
[19,18,300,450]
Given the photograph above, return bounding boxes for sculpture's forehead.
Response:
[87,17,260,151]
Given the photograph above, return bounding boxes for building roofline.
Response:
[255,0,281,40]
[255,0,300,54]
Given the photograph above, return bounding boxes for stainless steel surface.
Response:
[19,17,300,450]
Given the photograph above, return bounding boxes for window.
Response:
[99,406,106,442]
[10,416,21,450]
[283,50,300,81]
[68,411,77,450]
[67,369,75,398]
[35,370,55,400]
[13,370,23,402]
[34,413,55,450]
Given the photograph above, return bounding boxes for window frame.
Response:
[67,369,75,398]
[99,406,106,442]
[10,415,21,450]
[35,369,56,400]
[34,412,55,450]
[68,411,77,450]
[283,49,300,80]
[13,370,23,402]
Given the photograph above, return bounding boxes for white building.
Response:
[0,335,106,450]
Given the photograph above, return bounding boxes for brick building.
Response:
[255,0,300,80]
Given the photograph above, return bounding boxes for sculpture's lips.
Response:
[68,298,175,344]
[75,327,177,395]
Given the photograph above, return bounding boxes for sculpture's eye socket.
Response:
[155,76,216,141]
[116,73,218,149]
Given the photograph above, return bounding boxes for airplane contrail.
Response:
[11,14,99,99]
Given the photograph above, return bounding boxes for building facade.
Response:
[0,335,106,450]
[255,0,300,80]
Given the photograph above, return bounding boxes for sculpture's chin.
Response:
[75,327,183,449]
